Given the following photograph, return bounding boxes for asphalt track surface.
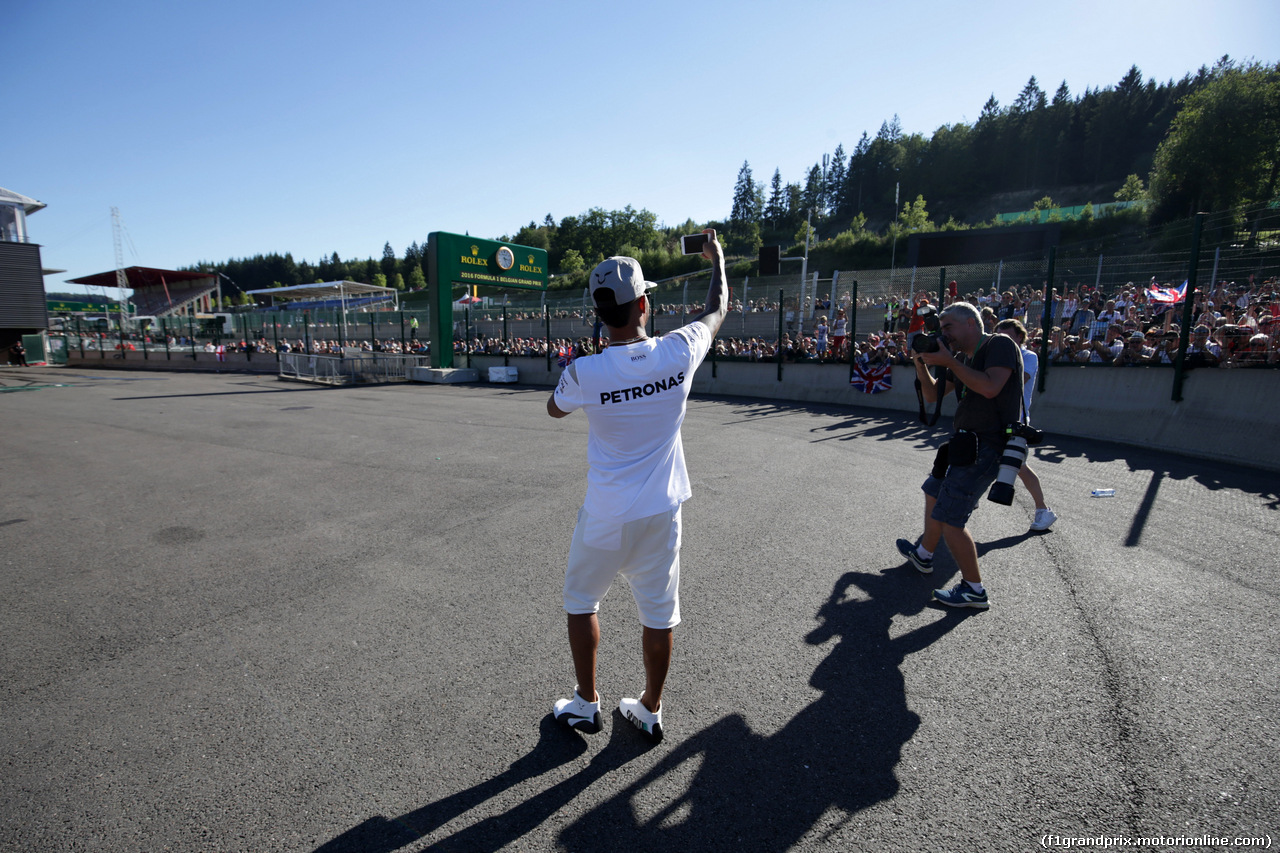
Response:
[1,365,1276,853]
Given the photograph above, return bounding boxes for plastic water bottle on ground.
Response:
[1090,488,1115,497]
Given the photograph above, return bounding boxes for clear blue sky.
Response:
[8,0,1277,298]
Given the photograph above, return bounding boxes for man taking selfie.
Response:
[547,230,728,741]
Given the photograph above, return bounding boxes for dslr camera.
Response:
[911,306,944,353]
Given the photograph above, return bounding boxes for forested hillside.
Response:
[185,57,1278,301]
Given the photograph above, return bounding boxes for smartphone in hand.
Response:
[681,233,709,255]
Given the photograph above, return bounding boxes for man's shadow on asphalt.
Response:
[313,712,644,852]
[314,564,973,852]
[558,565,975,852]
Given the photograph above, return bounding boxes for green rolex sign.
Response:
[47,299,125,313]
[426,232,549,368]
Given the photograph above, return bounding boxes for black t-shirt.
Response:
[952,334,1023,445]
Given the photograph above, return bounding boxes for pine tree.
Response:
[845,132,871,215]
[801,164,824,216]
[401,241,421,278]
[380,242,397,278]
[827,144,847,215]
[765,169,785,227]
[978,96,1001,127]
[1012,77,1044,114]
[730,161,758,222]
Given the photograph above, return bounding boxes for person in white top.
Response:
[831,308,848,358]
[547,230,728,742]
[995,319,1057,531]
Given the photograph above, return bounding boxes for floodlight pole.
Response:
[890,182,899,291]
[802,207,812,287]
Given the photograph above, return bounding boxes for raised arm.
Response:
[692,229,729,338]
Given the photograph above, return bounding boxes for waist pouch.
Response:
[930,443,950,479]
[947,430,979,467]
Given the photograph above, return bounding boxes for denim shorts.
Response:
[922,439,1004,528]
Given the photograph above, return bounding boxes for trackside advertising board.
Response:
[426,232,549,367]
[428,232,548,293]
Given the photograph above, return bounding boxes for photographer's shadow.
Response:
[559,566,974,852]
[313,712,642,853]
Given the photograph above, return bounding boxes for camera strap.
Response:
[914,367,947,427]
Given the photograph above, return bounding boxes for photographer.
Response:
[898,302,1023,609]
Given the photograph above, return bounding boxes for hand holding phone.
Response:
[681,233,709,255]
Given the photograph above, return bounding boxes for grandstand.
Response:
[245,280,398,312]
[66,267,219,316]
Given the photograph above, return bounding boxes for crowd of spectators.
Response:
[62,273,1276,370]
[642,276,1279,368]
[875,276,1279,369]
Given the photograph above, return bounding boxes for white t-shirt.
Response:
[553,322,712,523]
[1020,346,1038,422]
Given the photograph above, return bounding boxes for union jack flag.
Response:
[850,359,892,394]
[1146,281,1187,304]
[557,345,573,368]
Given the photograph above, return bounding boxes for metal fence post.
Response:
[545,304,552,373]
[1172,212,1206,402]
[189,314,197,361]
[777,288,784,382]
[938,267,947,307]
[163,317,171,360]
[503,306,509,368]
[273,313,280,363]
[1038,247,1057,394]
[848,279,859,383]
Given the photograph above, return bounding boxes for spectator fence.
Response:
[56,208,1279,395]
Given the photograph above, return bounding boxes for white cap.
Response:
[589,257,654,304]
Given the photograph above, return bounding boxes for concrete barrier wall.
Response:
[68,350,288,374]
[467,355,1280,472]
[67,350,1279,472]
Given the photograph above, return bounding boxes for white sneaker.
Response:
[619,692,663,743]
[1031,507,1058,531]
[553,687,601,733]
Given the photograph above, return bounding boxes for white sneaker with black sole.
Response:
[553,687,601,734]
[619,693,663,743]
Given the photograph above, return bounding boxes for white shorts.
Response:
[564,505,682,629]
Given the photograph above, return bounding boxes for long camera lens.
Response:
[987,434,1028,505]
